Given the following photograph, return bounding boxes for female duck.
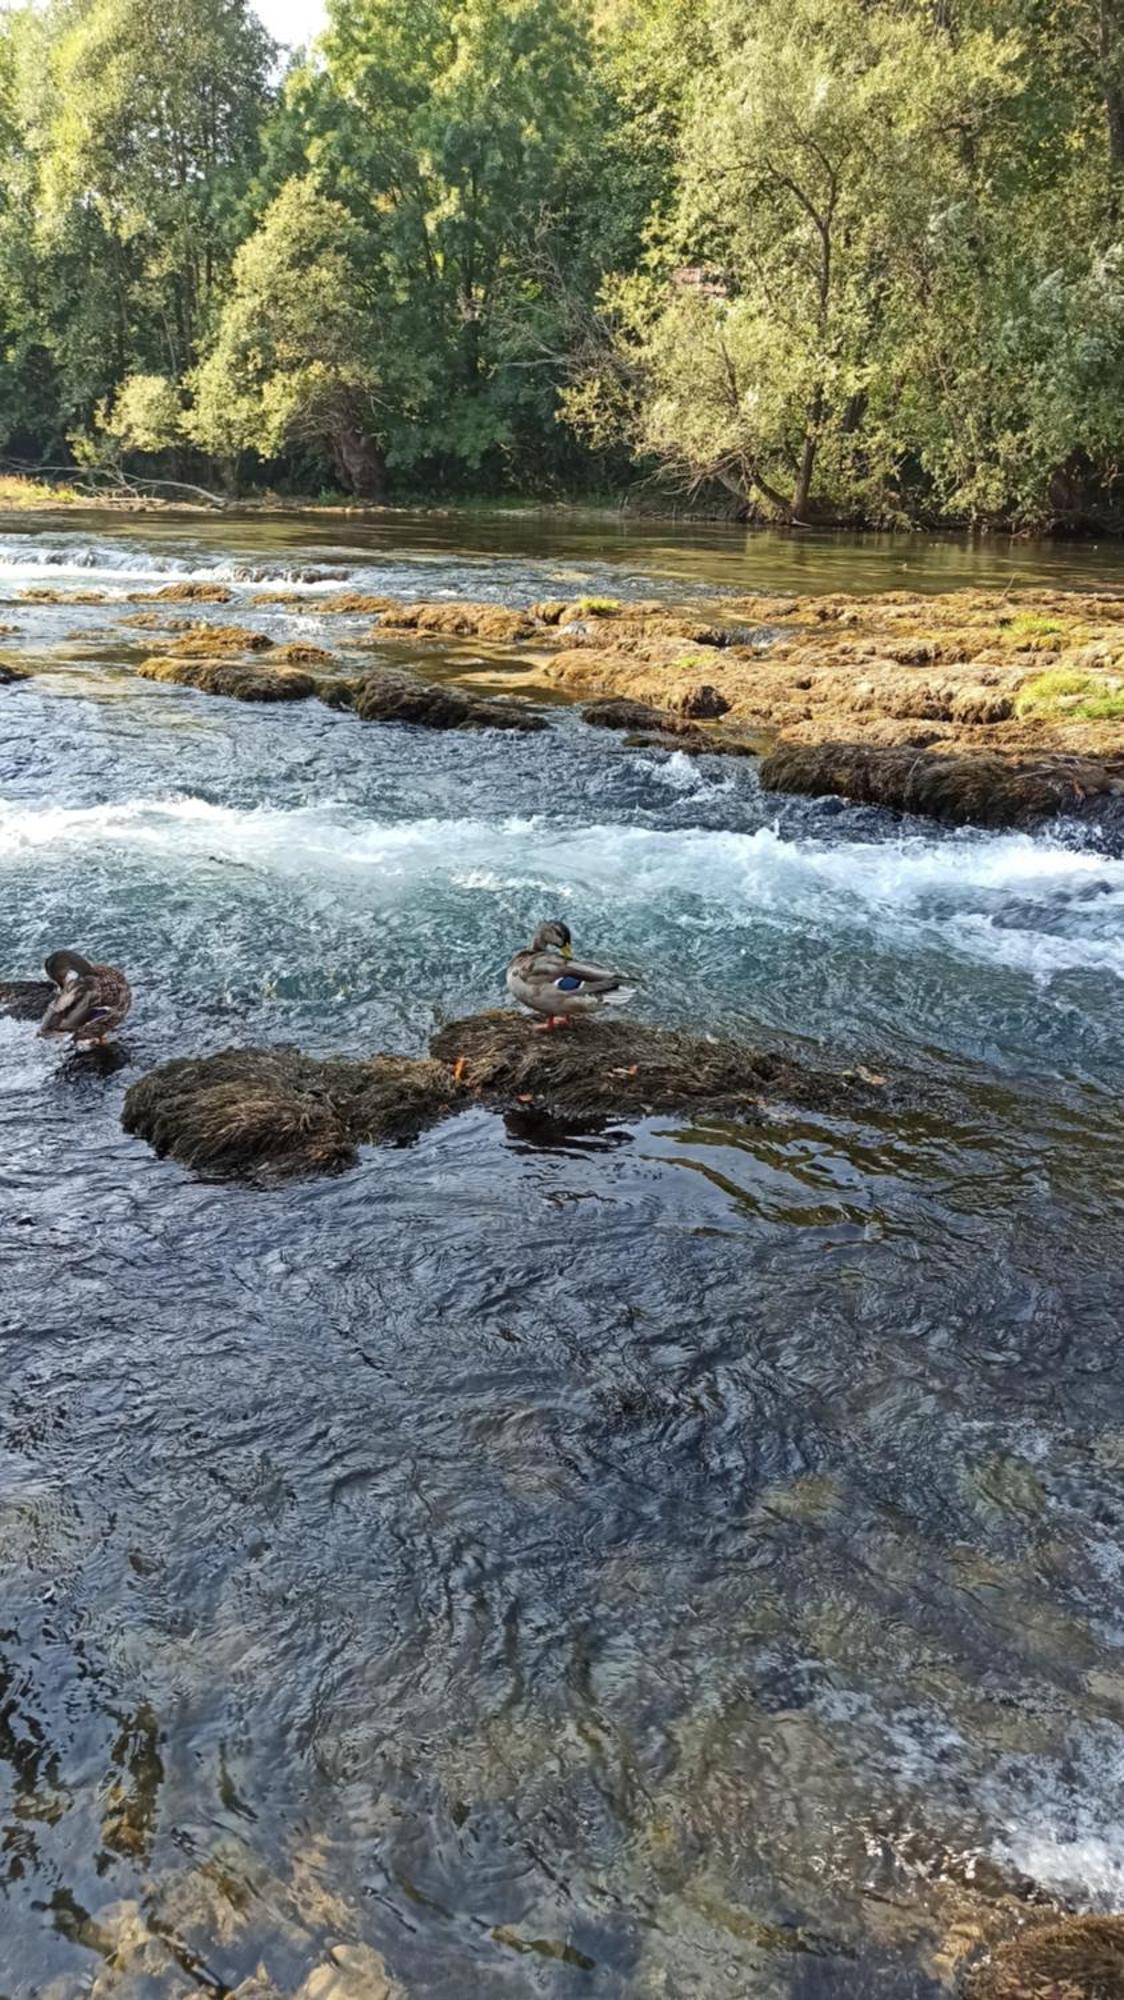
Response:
[506,920,635,1031]
[39,950,132,1046]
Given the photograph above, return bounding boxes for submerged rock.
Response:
[374,598,537,642]
[317,591,400,615]
[582,696,689,733]
[269,640,336,666]
[963,1913,1124,1996]
[296,1942,402,2000]
[117,610,193,631]
[759,739,1113,829]
[123,1011,886,1182]
[19,586,107,604]
[581,696,756,758]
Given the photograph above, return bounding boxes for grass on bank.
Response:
[1015,667,1124,720]
[0,472,84,507]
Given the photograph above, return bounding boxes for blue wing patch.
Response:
[554,974,583,992]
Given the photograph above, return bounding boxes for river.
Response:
[1,511,1123,1998]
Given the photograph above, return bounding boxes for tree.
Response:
[188,177,426,495]
[42,0,275,381]
[294,0,617,481]
[570,0,1022,523]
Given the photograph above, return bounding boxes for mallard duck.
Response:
[39,950,131,1045]
[506,919,636,1031]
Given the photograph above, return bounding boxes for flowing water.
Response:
[1,512,1124,1998]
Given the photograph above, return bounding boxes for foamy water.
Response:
[2,794,1121,985]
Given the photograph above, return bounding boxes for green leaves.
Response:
[0,0,1123,516]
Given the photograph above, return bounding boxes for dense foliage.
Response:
[3,0,1124,525]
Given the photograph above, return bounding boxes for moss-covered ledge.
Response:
[758,739,1122,829]
[121,1010,890,1183]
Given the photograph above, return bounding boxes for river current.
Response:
[1,512,1123,1997]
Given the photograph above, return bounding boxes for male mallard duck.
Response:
[39,950,131,1045]
[506,919,636,1031]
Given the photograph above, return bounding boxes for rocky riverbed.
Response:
[3,513,1124,2000]
[8,575,1124,829]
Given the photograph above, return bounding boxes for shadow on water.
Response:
[0,513,1123,1996]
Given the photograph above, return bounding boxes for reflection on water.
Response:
[5,502,1124,597]
[0,513,1123,1996]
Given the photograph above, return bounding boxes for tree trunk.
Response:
[791,434,817,523]
[331,427,386,500]
[714,467,752,520]
[790,380,826,524]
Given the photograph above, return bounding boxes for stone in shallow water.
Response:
[122,1045,461,1181]
[166,624,276,656]
[139,656,320,702]
[581,696,687,732]
[296,1942,401,2000]
[0,978,53,1019]
[122,1011,887,1183]
[342,665,545,731]
[759,739,1112,830]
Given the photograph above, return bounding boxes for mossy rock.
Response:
[560,596,623,622]
[430,1009,881,1123]
[19,586,107,604]
[0,978,53,1019]
[129,583,234,604]
[0,658,31,684]
[963,1914,1124,1997]
[122,1045,463,1182]
[167,625,275,657]
[582,697,687,733]
[759,739,1108,829]
[667,681,732,720]
[318,591,400,615]
[122,1012,888,1183]
[138,657,320,702]
[1016,668,1124,723]
[582,696,755,757]
[268,641,336,666]
[344,666,545,732]
[118,611,193,631]
[374,599,537,642]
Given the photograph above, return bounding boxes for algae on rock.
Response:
[342,666,545,731]
[963,1913,1124,1998]
[122,1045,462,1181]
[138,656,320,701]
[122,1012,889,1184]
[759,740,1112,829]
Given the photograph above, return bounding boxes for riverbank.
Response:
[8,472,1124,537]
